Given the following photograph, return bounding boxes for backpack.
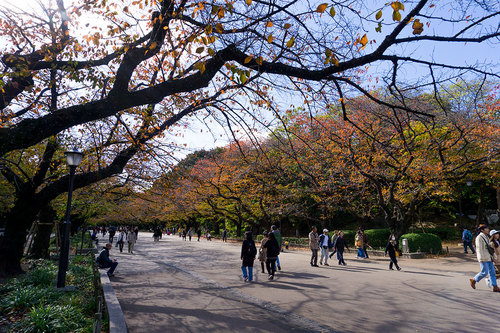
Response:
[465,231,473,241]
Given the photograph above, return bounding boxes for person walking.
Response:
[319,229,333,266]
[182,229,187,241]
[116,229,126,253]
[97,243,118,277]
[222,229,228,242]
[259,232,269,273]
[271,225,282,271]
[197,228,202,241]
[108,226,116,243]
[385,235,401,271]
[188,228,194,241]
[469,225,500,292]
[462,227,475,254]
[330,230,349,265]
[355,230,366,259]
[263,232,280,280]
[309,226,320,267]
[127,228,137,254]
[241,231,257,282]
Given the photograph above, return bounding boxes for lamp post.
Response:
[57,148,83,289]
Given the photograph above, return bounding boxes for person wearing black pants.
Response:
[309,226,319,267]
[385,236,401,271]
[263,232,280,280]
[330,230,349,265]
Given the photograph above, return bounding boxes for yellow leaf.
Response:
[329,7,336,17]
[205,25,212,35]
[267,34,274,43]
[391,2,404,11]
[286,36,295,48]
[256,56,263,65]
[215,23,224,33]
[208,48,215,56]
[392,10,401,22]
[244,55,253,64]
[149,41,158,50]
[360,34,368,46]
[245,0,252,5]
[284,23,291,29]
[316,3,328,13]
[375,10,382,20]
[412,19,424,35]
[265,21,273,28]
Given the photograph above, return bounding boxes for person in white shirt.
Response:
[470,224,500,292]
[319,229,333,266]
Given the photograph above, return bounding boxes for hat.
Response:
[490,229,499,236]
[323,229,329,233]
[478,224,489,231]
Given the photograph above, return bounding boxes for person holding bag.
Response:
[469,225,500,292]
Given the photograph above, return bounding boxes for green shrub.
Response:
[256,234,263,242]
[342,230,356,246]
[364,229,392,248]
[0,286,58,311]
[282,237,309,246]
[19,304,90,333]
[412,227,458,241]
[399,233,442,253]
[23,268,56,287]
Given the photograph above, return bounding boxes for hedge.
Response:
[412,227,458,241]
[364,229,392,248]
[399,233,442,253]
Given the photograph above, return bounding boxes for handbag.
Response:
[258,249,264,261]
[482,236,495,256]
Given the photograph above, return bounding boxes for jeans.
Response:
[100,261,118,275]
[357,248,366,258]
[118,241,124,252]
[464,240,475,253]
[363,246,369,258]
[241,266,253,281]
[311,249,318,265]
[320,247,329,264]
[474,261,497,286]
[274,256,281,270]
[337,250,346,265]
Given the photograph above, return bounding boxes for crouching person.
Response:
[97,243,118,277]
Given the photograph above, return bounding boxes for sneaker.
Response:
[244,276,248,282]
[470,278,476,289]
[277,265,281,271]
[324,263,329,266]
[493,286,500,292]
[268,275,274,280]
[397,267,402,271]
[319,262,323,265]
[312,264,319,267]
[389,268,394,270]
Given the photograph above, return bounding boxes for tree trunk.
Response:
[0,196,40,276]
[30,205,56,259]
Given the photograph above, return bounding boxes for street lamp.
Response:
[57,148,83,289]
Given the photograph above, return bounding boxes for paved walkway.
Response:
[101,233,494,333]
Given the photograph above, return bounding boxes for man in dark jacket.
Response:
[97,243,118,277]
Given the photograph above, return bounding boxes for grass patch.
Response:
[0,255,97,332]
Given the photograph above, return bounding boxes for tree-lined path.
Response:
[106,234,492,332]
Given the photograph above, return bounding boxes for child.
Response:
[241,231,257,282]
[385,234,401,271]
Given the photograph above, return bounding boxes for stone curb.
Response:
[100,270,128,332]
